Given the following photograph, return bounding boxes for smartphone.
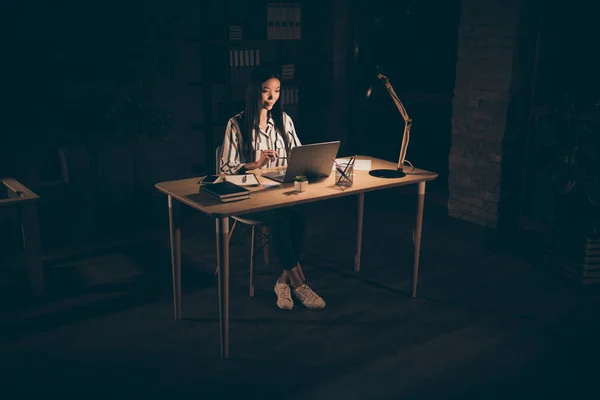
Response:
[198,175,221,184]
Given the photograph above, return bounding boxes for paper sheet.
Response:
[332,159,372,171]
[224,174,260,186]
[261,180,281,188]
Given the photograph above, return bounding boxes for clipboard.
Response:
[224,174,261,187]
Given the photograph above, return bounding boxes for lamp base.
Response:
[368,169,406,178]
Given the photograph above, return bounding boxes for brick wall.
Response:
[448,0,523,228]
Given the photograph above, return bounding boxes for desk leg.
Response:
[412,182,426,298]
[168,196,182,320]
[216,217,230,360]
[354,193,365,273]
[20,202,45,296]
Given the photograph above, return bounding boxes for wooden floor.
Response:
[1,188,600,398]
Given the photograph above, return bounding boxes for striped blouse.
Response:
[219,111,301,175]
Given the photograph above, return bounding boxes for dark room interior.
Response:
[2,0,600,397]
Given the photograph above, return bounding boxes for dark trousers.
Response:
[268,207,306,270]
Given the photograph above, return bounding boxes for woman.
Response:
[219,64,326,311]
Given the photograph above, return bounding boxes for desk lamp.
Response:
[367,73,413,178]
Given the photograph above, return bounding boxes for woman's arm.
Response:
[220,118,266,174]
[220,119,246,174]
[285,113,301,148]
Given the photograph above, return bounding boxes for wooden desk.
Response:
[155,156,437,359]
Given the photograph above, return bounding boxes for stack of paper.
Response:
[332,159,372,171]
[262,180,281,188]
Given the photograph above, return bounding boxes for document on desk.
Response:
[224,174,260,187]
[261,180,281,188]
[332,159,372,171]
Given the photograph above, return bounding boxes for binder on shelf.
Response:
[281,63,295,81]
[229,49,234,83]
[228,48,261,84]
[267,3,301,40]
[285,4,294,40]
[281,4,289,39]
[274,4,282,39]
[293,3,301,40]
[229,25,243,40]
[281,86,298,106]
[267,5,275,39]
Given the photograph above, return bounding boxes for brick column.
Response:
[448,0,522,228]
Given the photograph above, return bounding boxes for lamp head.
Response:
[362,65,385,100]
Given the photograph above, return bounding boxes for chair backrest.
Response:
[215,146,223,174]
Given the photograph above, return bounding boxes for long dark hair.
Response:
[239,64,289,160]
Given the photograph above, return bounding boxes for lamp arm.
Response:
[377,73,412,170]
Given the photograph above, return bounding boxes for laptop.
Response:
[261,141,341,183]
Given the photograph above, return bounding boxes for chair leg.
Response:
[228,219,238,241]
[261,226,270,264]
[249,226,256,297]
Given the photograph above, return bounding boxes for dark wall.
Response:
[4,2,204,177]
[516,0,600,231]
[348,0,462,199]
[4,2,204,251]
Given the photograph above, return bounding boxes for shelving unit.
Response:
[199,0,309,172]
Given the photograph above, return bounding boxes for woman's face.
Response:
[260,78,281,111]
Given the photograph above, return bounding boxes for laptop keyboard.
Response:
[262,170,286,182]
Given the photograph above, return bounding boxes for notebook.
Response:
[224,174,260,187]
[200,181,250,201]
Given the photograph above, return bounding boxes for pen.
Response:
[332,157,350,181]
[344,155,357,177]
[340,156,354,182]
[331,157,343,172]
[332,157,343,170]
[242,175,247,183]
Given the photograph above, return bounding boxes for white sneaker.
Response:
[293,284,326,310]
[274,280,294,310]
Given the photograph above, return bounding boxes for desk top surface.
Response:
[1,178,40,208]
[155,156,438,217]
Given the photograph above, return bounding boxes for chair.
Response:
[214,146,270,297]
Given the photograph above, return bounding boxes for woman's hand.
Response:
[257,150,278,167]
[242,149,278,171]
